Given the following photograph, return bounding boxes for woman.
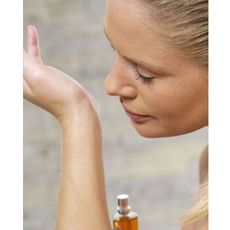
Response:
[24,0,208,229]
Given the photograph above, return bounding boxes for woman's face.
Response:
[103,0,208,138]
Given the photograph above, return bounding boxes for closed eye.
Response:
[135,68,155,86]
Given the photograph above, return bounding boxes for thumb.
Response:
[23,49,39,82]
[26,25,43,64]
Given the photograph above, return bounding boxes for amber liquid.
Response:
[113,216,138,230]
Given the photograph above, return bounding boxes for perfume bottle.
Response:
[113,194,138,230]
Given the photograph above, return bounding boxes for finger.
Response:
[23,49,39,81]
[27,25,43,63]
[23,79,33,100]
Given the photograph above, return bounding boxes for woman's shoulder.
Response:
[180,145,209,230]
[199,145,208,184]
[181,217,208,230]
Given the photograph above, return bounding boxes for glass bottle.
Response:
[113,194,138,230]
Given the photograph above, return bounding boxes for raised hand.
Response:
[24,26,111,230]
[23,25,98,124]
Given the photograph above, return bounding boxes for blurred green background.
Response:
[23,0,208,229]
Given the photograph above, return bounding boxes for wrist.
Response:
[58,99,101,132]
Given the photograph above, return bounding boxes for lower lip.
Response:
[124,110,151,122]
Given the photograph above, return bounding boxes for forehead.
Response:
[104,0,188,73]
[104,0,165,50]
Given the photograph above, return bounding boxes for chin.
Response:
[132,122,207,138]
[135,128,172,138]
[132,123,169,138]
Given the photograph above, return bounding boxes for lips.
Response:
[124,107,148,117]
[123,106,152,122]
[120,97,153,122]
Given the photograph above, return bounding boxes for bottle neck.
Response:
[117,206,131,215]
[116,194,131,216]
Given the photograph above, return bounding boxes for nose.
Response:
[104,57,137,99]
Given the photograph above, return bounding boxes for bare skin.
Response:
[24,26,111,230]
[24,0,208,229]
[182,217,208,230]
[181,147,208,230]
[199,146,208,184]
[104,0,208,138]
[103,2,208,227]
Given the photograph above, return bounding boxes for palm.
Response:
[23,26,96,121]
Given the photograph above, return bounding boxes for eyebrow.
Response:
[103,27,171,76]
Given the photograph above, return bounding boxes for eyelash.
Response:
[135,68,154,86]
[109,42,116,50]
[108,42,154,86]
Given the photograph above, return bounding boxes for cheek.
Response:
[141,80,208,134]
[146,78,206,116]
[142,83,186,117]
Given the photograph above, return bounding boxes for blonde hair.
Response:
[140,0,208,224]
[180,181,208,224]
[140,0,208,69]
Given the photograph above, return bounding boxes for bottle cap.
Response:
[117,194,131,214]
